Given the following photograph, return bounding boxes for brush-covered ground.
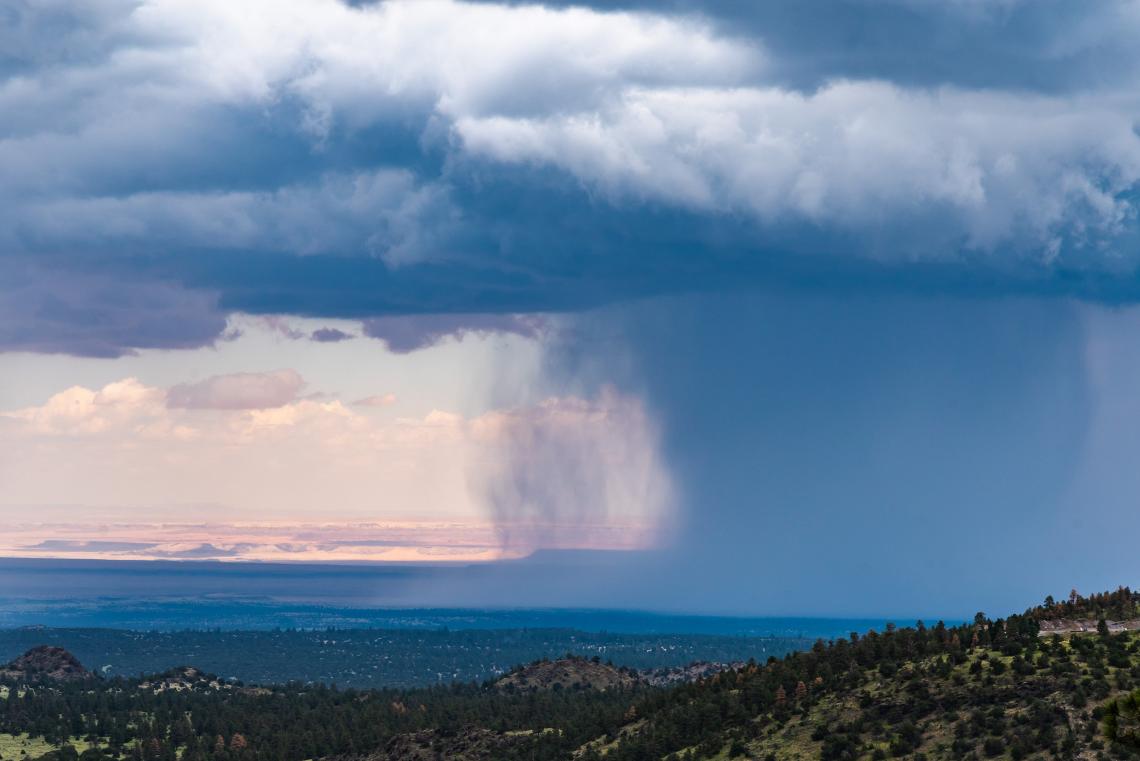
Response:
[3,589,1140,761]
[658,628,1138,761]
[0,627,809,689]
[589,588,1140,761]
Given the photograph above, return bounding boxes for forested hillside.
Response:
[2,589,1139,761]
[598,587,1140,760]
[0,628,807,689]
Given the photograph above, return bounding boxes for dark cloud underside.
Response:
[1,0,1139,356]
[5,0,1140,615]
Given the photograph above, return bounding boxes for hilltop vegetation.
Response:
[0,652,642,761]
[494,656,640,693]
[2,589,1139,761]
[596,587,1140,760]
[0,627,807,689]
[1029,588,1140,624]
[0,646,91,683]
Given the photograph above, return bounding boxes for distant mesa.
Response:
[0,645,93,682]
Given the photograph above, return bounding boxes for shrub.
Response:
[1103,690,1140,750]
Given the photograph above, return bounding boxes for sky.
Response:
[4,0,1140,615]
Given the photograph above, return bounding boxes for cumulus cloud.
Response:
[10,0,1140,613]
[0,377,671,547]
[5,378,173,437]
[166,369,306,410]
[361,313,547,353]
[0,0,748,219]
[0,262,227,357]
[0,377,465,520]
[4,0,1140,357]
[457,83,1140,260]
[529,1,1140,93]
[9,169,454,265]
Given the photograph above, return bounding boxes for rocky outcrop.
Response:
[640,660,746,687]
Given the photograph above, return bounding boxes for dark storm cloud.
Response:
[609,292,1093,615]
[0,261,227,358]
[451,289,1100,616]
[361,312,545,353]
[2,0,1140,357]
[7,0,1140,615]
[476,0,1140,93]
[310,327,354,342]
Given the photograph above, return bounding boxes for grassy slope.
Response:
[0,733,57,758]
[0,733,95,759]
[663,634,1138,761]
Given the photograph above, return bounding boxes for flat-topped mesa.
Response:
[0,645,92,682]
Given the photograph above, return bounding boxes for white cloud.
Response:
[0,1,752,268]
[0,377,672,546]
[5,0,1140,364]
[0,0,753,192]
[456,82,1140,261]
[5,378,168,436]
[4,0,1138,272]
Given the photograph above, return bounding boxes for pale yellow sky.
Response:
[0,316,674,559]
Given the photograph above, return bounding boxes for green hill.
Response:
[3,588,1140,761]
[588,587,1140,760]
